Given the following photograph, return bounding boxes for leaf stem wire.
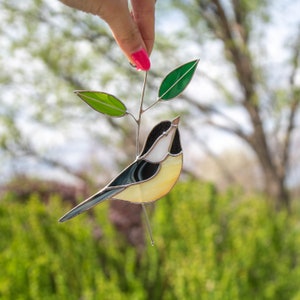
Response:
[136,71,155,246]
[136,71,148,156]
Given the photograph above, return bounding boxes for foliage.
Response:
[75,59,199,118]
[1,182,300,299]
[158,59,199,100]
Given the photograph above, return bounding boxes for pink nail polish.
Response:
[131,48,151,71]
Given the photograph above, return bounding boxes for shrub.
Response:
[0,182,300,299]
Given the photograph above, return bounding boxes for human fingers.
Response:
[130,0,155,55]
[59,0,101,14]
[59,0,151,71]
[98,0,151,70]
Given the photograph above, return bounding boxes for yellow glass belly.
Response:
[113,154,183,203]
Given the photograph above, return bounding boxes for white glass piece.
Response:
[143,127,176,162]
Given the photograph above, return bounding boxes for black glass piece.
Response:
[134,160,159,181]
[170,129,182,154]
[109,160,159,187]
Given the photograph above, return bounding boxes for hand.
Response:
[60,0,155,71]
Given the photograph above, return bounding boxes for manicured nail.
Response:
[131,48,151,71]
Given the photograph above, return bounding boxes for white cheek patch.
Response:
[143,129,175,163]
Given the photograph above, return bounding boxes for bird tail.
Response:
[59,187,124,222]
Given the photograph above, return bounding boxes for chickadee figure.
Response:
[59,116,182,222]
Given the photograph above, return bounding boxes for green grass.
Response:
[1,182,300,299]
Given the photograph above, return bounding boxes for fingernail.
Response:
[131,48,151,71]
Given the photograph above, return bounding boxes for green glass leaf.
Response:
[158,59,200,100]
[75,91,127,117]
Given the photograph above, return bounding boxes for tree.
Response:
[0,1,175,182]
[0,0,140,182]
[168,0,300,209]
[1,0,300,212]
[0,1,155,248]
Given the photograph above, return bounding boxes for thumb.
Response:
[99,2,151,71]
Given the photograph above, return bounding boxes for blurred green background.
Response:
[1,182,300,299]
[1,0,300,299]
